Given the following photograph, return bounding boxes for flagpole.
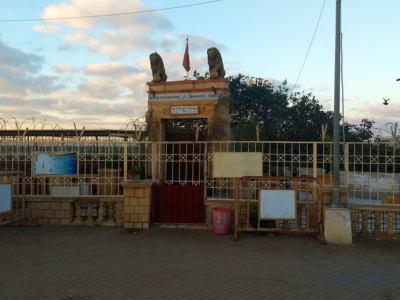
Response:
[183,36,190,80]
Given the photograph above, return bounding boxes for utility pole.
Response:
[332,0,342,207]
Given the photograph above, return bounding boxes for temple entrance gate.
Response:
[148,79,230,224]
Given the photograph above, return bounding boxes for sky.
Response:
[0,0,399,132]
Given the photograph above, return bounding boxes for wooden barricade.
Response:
[234,176,325,244]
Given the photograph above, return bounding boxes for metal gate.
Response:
[234,176,325,244]
[151,140,207,224]
[152,184,205,223]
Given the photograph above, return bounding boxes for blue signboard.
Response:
[33,153,78,175]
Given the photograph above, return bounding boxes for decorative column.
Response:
[361,210,369,234]
[86,202,94,225]
[373,211,382,235]
[387,211,395,235]
[96,202,104,225]
[121,181,152,230]
[74,202,82,223]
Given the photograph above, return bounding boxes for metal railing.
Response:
[1,141,399,204]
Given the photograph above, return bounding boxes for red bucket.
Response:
[212,208,231,235]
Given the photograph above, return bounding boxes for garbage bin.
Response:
[212,208,231,235]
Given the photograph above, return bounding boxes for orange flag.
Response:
[182,37,190,72]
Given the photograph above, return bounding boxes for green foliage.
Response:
[131,164,142,171]
[228,74,335,141]
[193,70,209,80]
[342,118,375,142]
[227,74,374,142]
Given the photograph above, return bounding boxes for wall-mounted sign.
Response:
[0,184,12,213]
[33,153,78,175]
[149,92,222,102]
[170,106,199,115]
[213,153,263,178]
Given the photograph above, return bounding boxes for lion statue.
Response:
[149,52,167,83]
[207,47,225,79]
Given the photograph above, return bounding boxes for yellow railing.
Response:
[1,141,399,205]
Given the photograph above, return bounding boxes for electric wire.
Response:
[0,0,222,23]
[291,0,327,93]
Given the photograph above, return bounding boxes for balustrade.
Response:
[73,201,117,225]
[351,207,400,236]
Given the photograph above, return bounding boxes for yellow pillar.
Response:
[87,203,93,222]
[96,202,104,225]
[121,181,152,230]
[373,211,382,235]
[387,211,395,235]
[75,202,82,222]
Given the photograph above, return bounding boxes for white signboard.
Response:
[170,106,199,115]
[149,92,222,102]
[213,153,263,178]
[259,190,296,220]
[0,184,12,213]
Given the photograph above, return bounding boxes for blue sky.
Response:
[0,0,399,131]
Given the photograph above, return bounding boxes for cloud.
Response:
[77,77,121,100]
[54,64,75,73]
[82,30,163,60]
[57,43,78,51]
[41,0,173,31]
[62,31,90,43]
[358,103,400,120]
[119,73,151,89]
[0,38,64,100]
[84,62,140,78]
[33,24,60,34]
[0,39,44,73]
[44,0,174,59]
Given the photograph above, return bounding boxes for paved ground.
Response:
[1,226,400,300]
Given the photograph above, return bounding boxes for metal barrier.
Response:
[234,176,325,244]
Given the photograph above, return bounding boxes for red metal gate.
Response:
[152,122,207,224]
[152,184,205,223]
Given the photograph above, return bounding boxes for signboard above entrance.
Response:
[170,106,199,115]
[149,92,222,102]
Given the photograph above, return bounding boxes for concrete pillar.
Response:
[324,206,352,244]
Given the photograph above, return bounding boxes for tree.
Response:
[342,118,374,142]
[228,74,374,142]
[228,74,336,141]
[228,74,289,140]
